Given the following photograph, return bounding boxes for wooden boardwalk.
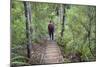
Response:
[43,40,64,64]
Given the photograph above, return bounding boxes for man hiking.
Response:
[48,20,55,40]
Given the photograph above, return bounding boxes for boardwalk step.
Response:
[43,40,64,64]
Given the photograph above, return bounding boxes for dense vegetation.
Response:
[11,0,96,66]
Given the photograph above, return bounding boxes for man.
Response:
[48,20,55,40]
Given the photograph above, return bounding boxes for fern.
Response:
[11,61,30,67]
[11,55,29,62]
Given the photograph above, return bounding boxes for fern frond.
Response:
[11,56,29,61]
[11,61,30,66]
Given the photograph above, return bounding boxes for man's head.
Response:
[50,20,52,23]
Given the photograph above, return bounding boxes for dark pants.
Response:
[49,31,54,40]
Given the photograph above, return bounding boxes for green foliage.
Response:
[11,0,29,66]
[56,5,96,62]
[11,0,26,47]
[11,61,30,67]
[11,56,29,62]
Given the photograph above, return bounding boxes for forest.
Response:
[11,0,96,66]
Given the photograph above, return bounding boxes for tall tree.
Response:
[60,4,66,37]
[23,1,32,58]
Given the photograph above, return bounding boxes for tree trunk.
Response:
[60,4,66,37]
[23,1,32,58]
